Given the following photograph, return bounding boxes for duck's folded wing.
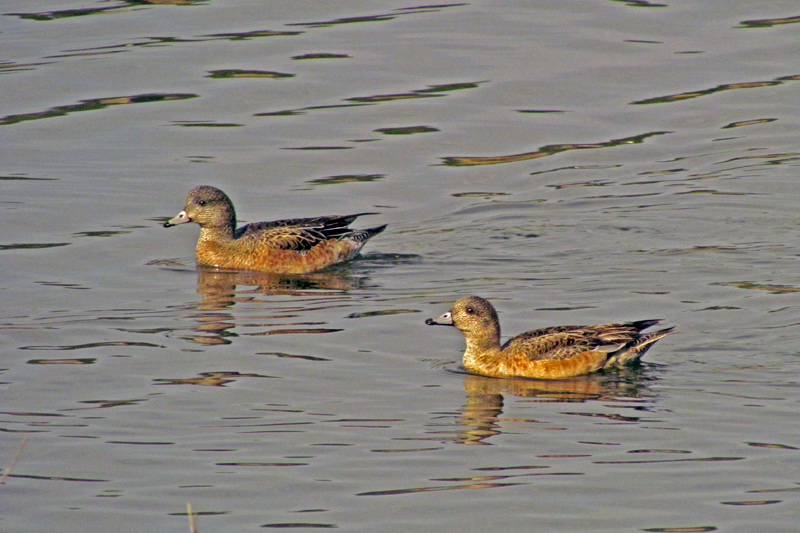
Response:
[236,213,377,245]
[502,330,604,361]
[237,225,328,251]
[501,321,660,361]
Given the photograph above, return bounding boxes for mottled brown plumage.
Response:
[164,185,386,273]
[425,296,673,379]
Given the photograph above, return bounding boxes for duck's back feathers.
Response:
[237,213,376,237]
[503,319,666,361]
[236,213,384,252]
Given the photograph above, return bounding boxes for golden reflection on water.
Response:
[169,268,363,344]
[453,370,653,445]
[196,268,362,307]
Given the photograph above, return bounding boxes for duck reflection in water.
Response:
[452,368,658,445]
[148,252,394,345]
[196,267,365,309]
[174,267,367,345]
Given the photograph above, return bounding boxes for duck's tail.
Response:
[347,224,387,244]
[603,326,674,369]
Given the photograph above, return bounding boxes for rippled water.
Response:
[3,1,800,532]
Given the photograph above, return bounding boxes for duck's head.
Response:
[163,185,236,229]
[425,296,500,339]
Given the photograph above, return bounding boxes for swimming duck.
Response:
[164,185,386,274]
[426,296,673,379]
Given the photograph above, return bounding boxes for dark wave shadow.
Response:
[440,131,670,167]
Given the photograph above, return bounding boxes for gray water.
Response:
[2,1,800,532]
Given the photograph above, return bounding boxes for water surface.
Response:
[2,1,800,532]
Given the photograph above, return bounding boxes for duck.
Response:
[425,295,673,379]
[163,185,386,274]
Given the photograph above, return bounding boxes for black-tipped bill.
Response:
[163,210,191,228]
[425,311,454,326]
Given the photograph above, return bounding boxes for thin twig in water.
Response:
[187,502,197,533]
[0,435,29,486]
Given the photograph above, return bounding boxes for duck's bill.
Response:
[425,311,454,326]
[163,210,191,228]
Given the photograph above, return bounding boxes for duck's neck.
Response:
[462,326,502,368]
[199,207,237,243]
[199,224,235,243]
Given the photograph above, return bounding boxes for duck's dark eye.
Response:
[198,200,206,206]
[465,307,475,315]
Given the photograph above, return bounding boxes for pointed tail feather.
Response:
[324,212,379,229]
[629,319,663,331]
[348,224,387,244]
[603,326,674,369]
